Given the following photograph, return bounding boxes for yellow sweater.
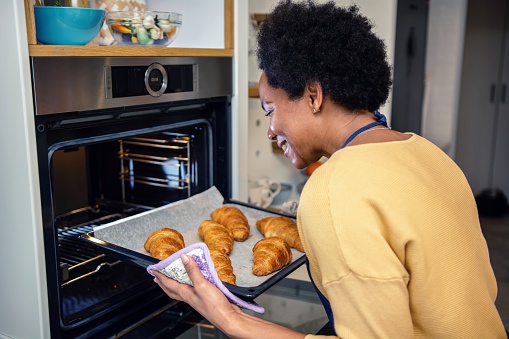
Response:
[298,134,506,338]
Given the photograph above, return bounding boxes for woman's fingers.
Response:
[179,254,209,286]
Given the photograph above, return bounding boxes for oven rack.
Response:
[118,169,189,189]
[56,205,138,287]
[118,133,192,196]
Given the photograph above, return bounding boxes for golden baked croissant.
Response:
[256,216,304,252]
[144,228,185,261]
[211,206,250,242]
[209,249,236,285]
[252,236,292,276]
[198,220,234,254]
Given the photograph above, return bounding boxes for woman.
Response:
[151,1,507,337]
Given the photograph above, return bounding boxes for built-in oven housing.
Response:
[32,56,233,338]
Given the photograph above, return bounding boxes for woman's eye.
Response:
[264,109,274,117]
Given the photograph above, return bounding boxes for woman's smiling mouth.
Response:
[280,141,288,153]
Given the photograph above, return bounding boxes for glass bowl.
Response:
[34,6,106,45]
[106,11,182,47]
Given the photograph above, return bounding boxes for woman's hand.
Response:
[151,254,241,334]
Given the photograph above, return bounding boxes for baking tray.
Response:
[80,186,306,299]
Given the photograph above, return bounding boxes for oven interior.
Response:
[54,123,207,316]
[52,123,211,216]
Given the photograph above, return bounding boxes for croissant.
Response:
[211,206,250,242]
[252,237,292,276]
[198,220,234,254]
[144,228,185,261]
[256,216,304,252]
[209,249,236,285]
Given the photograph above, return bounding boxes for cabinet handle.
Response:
[502,83,507,103]
[490,83,496,102]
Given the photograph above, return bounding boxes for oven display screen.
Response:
[111,64,194,98]
[148,68,164,92]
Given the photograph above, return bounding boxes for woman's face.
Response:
[258,73,320,169]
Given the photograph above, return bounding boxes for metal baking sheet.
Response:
[80,186,306,299]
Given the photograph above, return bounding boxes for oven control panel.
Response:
[106,63,195,98]
[31,57,232,115]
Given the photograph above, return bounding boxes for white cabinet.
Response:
[455,0,509,196]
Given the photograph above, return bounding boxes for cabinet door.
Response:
[491,3,509,195]
[455,0,507,195]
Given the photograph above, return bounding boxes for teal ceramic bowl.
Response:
[34,6,106,45]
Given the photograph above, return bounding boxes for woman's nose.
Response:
[267,128,277,141]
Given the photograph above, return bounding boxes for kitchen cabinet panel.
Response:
[455,0,509,196]
[491,13,509,196]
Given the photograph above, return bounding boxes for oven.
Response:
[32,56,233,338]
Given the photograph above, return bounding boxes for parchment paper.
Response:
[93,186,305,287]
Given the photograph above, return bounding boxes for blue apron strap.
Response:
[341,110,388,149]
[306,261,336,335]
[374,110,388,127]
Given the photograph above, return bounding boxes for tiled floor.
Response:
[480,216,509,330]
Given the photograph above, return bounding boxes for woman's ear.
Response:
[306,81,323,113]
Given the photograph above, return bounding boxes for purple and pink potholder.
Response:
[147,242,265,314]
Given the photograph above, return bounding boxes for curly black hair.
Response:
[256,0,392,112]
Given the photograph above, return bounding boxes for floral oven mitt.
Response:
[147,242,265,314]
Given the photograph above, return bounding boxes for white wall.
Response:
[0,1,50,338]
[421,0,468,158]
[246,0,398,206]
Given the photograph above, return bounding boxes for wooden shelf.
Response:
[252,13,269,27]
[28,45,234,57]
[248,85,259,98]
[25,0,234,57]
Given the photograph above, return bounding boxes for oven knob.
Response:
[145,63,168,97]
